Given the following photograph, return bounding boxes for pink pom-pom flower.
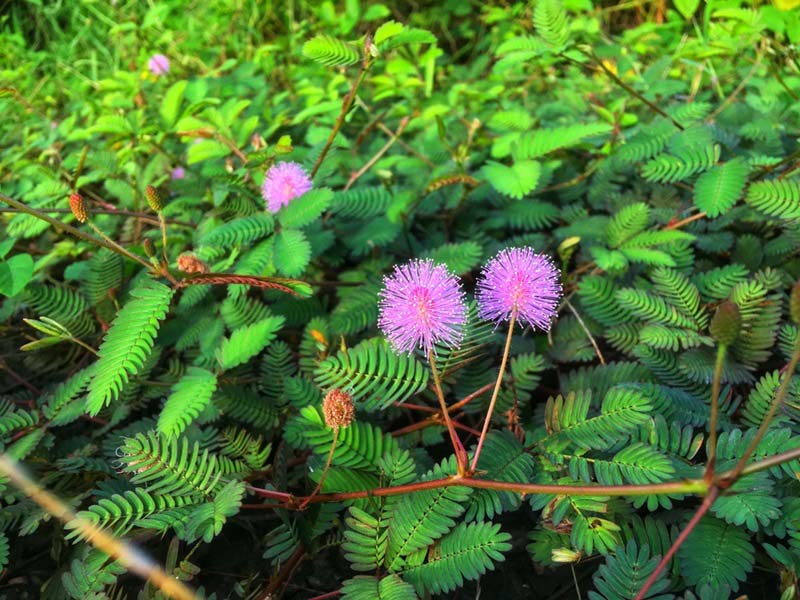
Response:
[476,247,561,331]
[378,259,467,355]
[147,54,170,76]
[261,162,313,214]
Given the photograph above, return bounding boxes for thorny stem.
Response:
[299,428,339,510]
[311,57,373,178]
[727,336,800,482]
[633,487,720,600]
[704,343,727,484]
[428,350,468,474]
[0,193,154,272]
[471,312,516,472]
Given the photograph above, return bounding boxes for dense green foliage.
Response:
[2,0,800,598]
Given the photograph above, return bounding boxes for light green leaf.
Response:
[482,160,541,199]
[160,80,188,128]
[278,188,333,228]
[0,254,34,297]
[187,140,230,164]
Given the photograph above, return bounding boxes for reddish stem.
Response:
[633,487,719,600]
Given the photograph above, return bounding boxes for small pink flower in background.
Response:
[378,259,467,355]
[148,54,170,76]
[171,166,185,180]
[476,247,561,331]
[262,161,312,214]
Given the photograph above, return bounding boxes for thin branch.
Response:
[704,343,726,483]
[311,57,373,178]
[429,349,469,475]
[471,313,516,471]
[634,487,719,600]
[0,193,154,272]
[726,336,800,482]
[344,116,410,190]
[566,299,606,365]
[581,50,684,130]
[0,456,198,600]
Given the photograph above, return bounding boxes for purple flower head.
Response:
[148,54,170,76]
[378,259,467,355]
[262,161,313,214]
[171,166,185,180]
[476,247,562,330]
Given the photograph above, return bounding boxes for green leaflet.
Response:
[85,279,174,415]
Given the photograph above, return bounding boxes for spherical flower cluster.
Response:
[476,247,561,330]
[322,388,355,429]
[378,259,467,355]
[171,166,185,180]
[261,161,313,214]
[147,54,170,76]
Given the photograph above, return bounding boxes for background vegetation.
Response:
[2,0,800,598]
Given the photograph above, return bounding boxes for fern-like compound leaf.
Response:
[157,367,218,438]
[400,521,512,595]
[85,279,173,415]
[314,338,429,411]
[303,35,360,67]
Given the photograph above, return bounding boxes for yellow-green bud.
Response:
[145,185,163,212]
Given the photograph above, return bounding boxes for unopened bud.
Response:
[322,388,355,429]
[145,185,163,212]
[177,252,209,274]
[143,239,156,258]
[69,193,88,223]
[791,281,800,325]
[551,548,582,563]
[710,301,741,346]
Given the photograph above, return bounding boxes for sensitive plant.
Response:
[1,1,800,599]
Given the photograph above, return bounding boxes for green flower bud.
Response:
[710,300,741,346]
[791,280,800,325]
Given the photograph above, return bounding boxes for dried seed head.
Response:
[322,388,355,429]
[145,185,163,212]
[791,281,800,325]
[177,252,209,274]
[710,300,741,346]
[69,193,88,223]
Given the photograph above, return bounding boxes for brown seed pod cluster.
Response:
[322,388,355,429]
[69,192,88,223]
[176,252,209,274]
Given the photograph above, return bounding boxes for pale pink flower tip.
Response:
[171,166,185,180]
[261,162,313,214]
[476,247,562,331]
[148,54,170,76]
[378,259,467,355]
